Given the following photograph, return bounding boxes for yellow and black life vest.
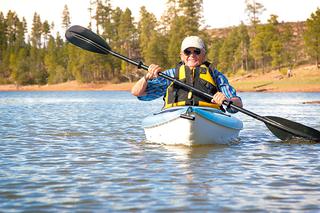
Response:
[164,62,220,109]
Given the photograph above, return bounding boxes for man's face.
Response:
[180,47,206,68]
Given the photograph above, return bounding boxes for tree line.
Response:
[0,0,319,86]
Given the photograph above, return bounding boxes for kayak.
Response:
[142,106,243,146]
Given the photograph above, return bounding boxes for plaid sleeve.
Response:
[212,69,241,113]
[137,68,175,101]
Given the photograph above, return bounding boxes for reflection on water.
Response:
[0,91,319,211]
[162,144,227,159]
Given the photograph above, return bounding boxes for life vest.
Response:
[164,62,220,109]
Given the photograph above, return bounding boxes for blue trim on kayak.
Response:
[193,107,243,130]
[142,106,243,130]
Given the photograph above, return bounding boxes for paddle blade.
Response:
[265,116,320,142]
[65,25,111,54]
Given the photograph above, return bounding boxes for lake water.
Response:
[0,91,319,212]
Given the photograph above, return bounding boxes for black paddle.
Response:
[65,25,320,142]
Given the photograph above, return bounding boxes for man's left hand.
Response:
[211,92,227,106]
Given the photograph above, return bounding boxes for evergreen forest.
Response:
[0,0,319,86]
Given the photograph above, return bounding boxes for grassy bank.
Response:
[0,65,319,92]
[230,65,320,92]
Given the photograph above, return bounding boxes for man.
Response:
[131,36,243,113]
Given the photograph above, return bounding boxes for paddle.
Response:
[65,25,320,142]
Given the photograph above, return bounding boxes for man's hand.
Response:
[211,92,227,106]
[145,64,163,80]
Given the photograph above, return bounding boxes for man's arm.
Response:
[131,64,163,97]
[131,76,148,97]
[211,69,243,112]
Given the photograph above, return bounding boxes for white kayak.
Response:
[142,106,243,146]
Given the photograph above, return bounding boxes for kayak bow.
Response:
[142,106,243,146]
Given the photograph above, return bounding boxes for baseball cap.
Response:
[181,36,205,52]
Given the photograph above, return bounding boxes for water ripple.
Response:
[0,91,319,211]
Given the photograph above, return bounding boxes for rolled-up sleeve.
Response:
[213,69,241,113]
[137,68,175,101]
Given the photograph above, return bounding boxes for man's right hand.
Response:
[145,64,163,80]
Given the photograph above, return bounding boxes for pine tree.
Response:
[249,15,281,71]
[159,0,178,34]
[137,6,158,64]
[30,13,48,84]
[218,27,240,73]
[95,0,109,34]
[245,0,265,28]
[0,12,6,51]
[57,32,72,81]
[31,12,42,48]
[178,0,203,35]
[250,25,270,71]
[5,10,19,47]
[3,11,29,84]
[62,4,71,31]
[11,48,31,85]
[236,22,250,71]
[270,40,283,70]
[207,37,223,69]
[167,16,185,66]
[280,24,294,68]
[145,31,168,67]
[42,20,51,48]
[0,12,7,82]
[268,15,293,70]
[45,35,68,84]
[109,7,123,78]
[118,8,136,81]
[92,0,118,80]
[304,8,320,68]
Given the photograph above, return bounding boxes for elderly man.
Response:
[131,36,243,112]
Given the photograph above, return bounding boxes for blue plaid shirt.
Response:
[137,68,241,113]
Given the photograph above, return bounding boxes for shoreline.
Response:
[0,81,135,92]
[1,65,319,93]
[0,81,319,93]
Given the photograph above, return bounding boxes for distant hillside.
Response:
[207,21,306,39]
[206,21,312,69]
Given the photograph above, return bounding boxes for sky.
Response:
[1,0,320,35]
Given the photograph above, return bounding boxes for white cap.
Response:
[181,36,205,52]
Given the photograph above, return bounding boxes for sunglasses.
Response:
[183,48,201,56]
